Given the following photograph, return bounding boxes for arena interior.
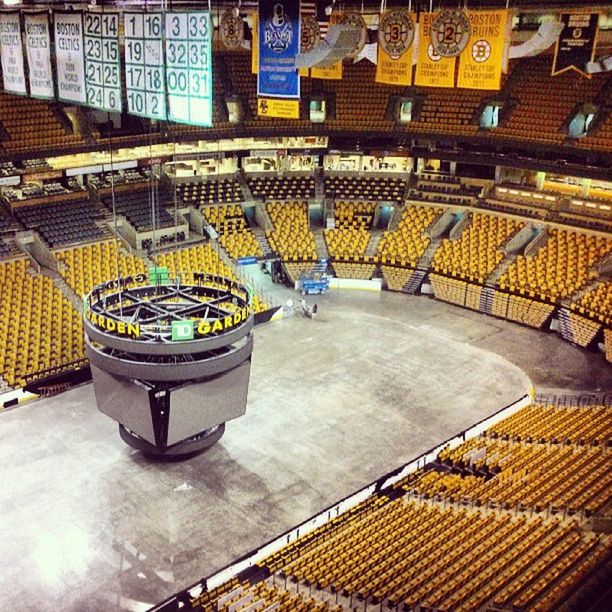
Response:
[0,1,610,611]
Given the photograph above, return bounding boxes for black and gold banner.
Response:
[552,13,599,78]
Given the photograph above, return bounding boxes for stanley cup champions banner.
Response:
[257,0,300,98]
[376,10,415,86]
[552,13,599,77]
[458,10,508,90]
[415,12,456,88]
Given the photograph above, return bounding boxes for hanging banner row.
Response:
[0,10,212,126]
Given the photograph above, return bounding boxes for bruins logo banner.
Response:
[220,9,244,50]
[552,13,599,78]
[415,13,456,88]
[299,14,320,76]
[338,12,368,59]
[458,10,508,90]
[430,9,471,58]
[251,14,258,74]
[376,10,415,86]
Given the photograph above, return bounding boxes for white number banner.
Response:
[124,12,166,120]
[24,13,54,99]
[165,12,213,127]
[54,12,86,104]
[0,12,27,95]
[84,11,121,112]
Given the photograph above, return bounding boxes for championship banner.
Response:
[552,13,598,78]
[257,97,300,119]
[311,12,342,80]
[165,12,213,126]
[258,0,300,99]
[84,12,122,112]
[124,12,167,120]
[415,13,456,88]
[54,12,87,104]
[220,9,244,50]
[458,10,508,90]
[24,13,54,99]
[376,10,415,86]
[299,14,320,77]
[338,12,368,59]
[0,12,27,95]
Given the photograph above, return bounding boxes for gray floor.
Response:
[0,290,609,612]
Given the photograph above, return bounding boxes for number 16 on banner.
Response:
[165,12,213,127]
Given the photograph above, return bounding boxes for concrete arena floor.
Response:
[0,290,609,612]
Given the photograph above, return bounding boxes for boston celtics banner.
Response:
[458,10,508,90]
[0,12,27,95]
[258,0,300,99]
[552,13,598,78]
[415,13,456,88]
[376,10,415,86]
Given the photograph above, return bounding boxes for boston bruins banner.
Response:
[552,13,599,78]
[415,13,456,88]
[220,9,244,50]
[299,13,320,77]
[376,10,415,86]
[458,10,508,90]
[311,12,342,80]
[430,9,471,58]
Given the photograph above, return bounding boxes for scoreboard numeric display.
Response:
[124,12,166,120]
[84,12,122,112]
[165,12,213,127]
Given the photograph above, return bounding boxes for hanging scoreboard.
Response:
[0,12,27,95]
[165,12,213,126]
[124,12,167,120]
[54,12,86,104]
[83,12,122,112]
[24,13,54,99]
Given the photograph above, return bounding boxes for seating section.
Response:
[154,243,268,314]
[325,176,405,203]
[495,57,606,146]
[331,262,376,280]
[0,91,83,154]
[193,397,610,611]
[571,281,612,325]
[333,200,376,229]
[432,213,524,283]
[248,176,315,201]
[283,262,317,286]
[487,403,610,446]
[202,204,261,260]
[267,201,317,262]
[499,228,612,302]
[324,228,370,261]
[378,204,442,267]
[558,308,603,348]
[381,266,415,291]
[605,328,612,363]
[177,178,244,206]
[55,240,146,298]
[88,168,152,190]
[0,258,84,388]
[14,198,109,248]
[102,188,176,232]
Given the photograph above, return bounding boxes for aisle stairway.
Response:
[313,229,329,260]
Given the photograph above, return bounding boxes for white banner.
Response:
[54,12,86,104]
[0,12,27,95]
[83,11,121,112]
[124,12,167,120]
[165,12,213,126]
[24,13,54,99]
